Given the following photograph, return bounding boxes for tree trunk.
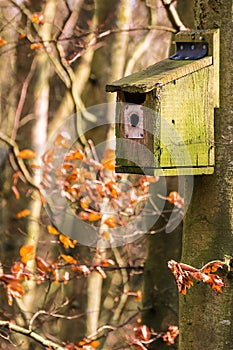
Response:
[143,178,182,350]
[17,3,55,348]
[179,1,233,349]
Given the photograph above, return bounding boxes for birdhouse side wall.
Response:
[158,65,215,171]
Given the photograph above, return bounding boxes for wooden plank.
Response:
[115,65,215,174]
[115,166,214,176]
[112,30,218,175]
[159,66,214,168]
[115,93,157,168]
[158,167,214,176]
[106,56,212,93]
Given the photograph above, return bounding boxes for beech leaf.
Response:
[16,209,30,219]
[18,149,35,159]
[20,245,34,264]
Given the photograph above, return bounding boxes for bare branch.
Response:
[0,25,177,59]
[124,31,154,76]
[161,0,188,31]
[58,0,85,54]
[0,131,39,189]
[53,3,99,146]
[111,247,130,324]
[11,57,37,140]
[0,320,65,350]
[29,309,86,331]
[10,0,72,88]
[86,309,141,340]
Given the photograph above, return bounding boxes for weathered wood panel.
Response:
[110,29,219,175]
[106,56,212,93]
[159,65,214,169]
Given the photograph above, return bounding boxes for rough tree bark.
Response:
[179,1,233,349]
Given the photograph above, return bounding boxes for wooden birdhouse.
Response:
[106,29,219,176]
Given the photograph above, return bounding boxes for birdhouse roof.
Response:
[106,57,212,93]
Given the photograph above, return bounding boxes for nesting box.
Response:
[106,29,219,176]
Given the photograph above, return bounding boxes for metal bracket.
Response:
[170,41,208,60]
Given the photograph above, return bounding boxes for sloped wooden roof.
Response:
[106,56,212,93]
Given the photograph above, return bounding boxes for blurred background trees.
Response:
[0,1,195,349]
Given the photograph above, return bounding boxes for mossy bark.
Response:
[179,1,233,349]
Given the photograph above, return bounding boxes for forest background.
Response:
[0,1,232,350]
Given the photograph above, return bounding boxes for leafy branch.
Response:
[168,259,225,295]
[0,309,179,349]
[0,131,38,189]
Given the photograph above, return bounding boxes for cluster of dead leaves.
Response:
[65,323,178,350]
[158,191,184,209]
[0,245,34,305]
[168,259,225,295]
[47,225,77,249]
[132,324,179,349]
[0,242,117,306]
[65,339,100,350]
[41,134,158,241]
[166,191,184,209]
[31,12,45,24]
[162,325,180,345]
[0,13,47,53]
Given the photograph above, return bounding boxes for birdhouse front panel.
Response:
[106,29,219,176]
[115,91,156,172]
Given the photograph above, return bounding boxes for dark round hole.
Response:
[130,113,139,127]
[124,92,146,104]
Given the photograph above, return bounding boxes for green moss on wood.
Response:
[106,57,212,93]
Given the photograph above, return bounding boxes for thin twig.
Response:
[56,5,98,147]
[111,247,130,324]
[0,329,17,346]
[29,309,86,331]
[0,25,177,59]
[86,309,141,340]
[11,57,37,140]
[10,0,71,88]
